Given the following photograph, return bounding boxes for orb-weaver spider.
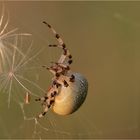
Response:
[35,21,88,118]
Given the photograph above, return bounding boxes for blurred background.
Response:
[0,1,140,139]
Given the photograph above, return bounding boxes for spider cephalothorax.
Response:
[36,21,88,118]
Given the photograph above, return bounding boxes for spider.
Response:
[35,21,88,118]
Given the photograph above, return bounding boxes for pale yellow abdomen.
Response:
[52,73,88,115]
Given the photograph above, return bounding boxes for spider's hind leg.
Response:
[37,98,55,118]
[36,85,59,118]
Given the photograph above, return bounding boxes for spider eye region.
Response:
[52,73,88,115]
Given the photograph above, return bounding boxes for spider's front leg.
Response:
[48,44,73,65]
[43,21,73,66]
[43,65,75,88]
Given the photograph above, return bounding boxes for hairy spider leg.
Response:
[43,21,75,82]
[36,83,59,118]
[43,21,73,66]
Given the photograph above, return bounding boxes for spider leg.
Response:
[38,105,49,118]
[42,63,75,85]
[49,44,72,65]
[50,62,70,70]
[37,91,57,118]
[43,21,63,45]
[35,96,48,102]
[49,63,75,83]
[38,98,55,118]
[43,21,73,65]
[36,84,59,118]
[42,63,69,79]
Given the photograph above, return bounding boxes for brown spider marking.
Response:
[35,21,75,118]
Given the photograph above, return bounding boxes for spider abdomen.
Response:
[52,73,88,115]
